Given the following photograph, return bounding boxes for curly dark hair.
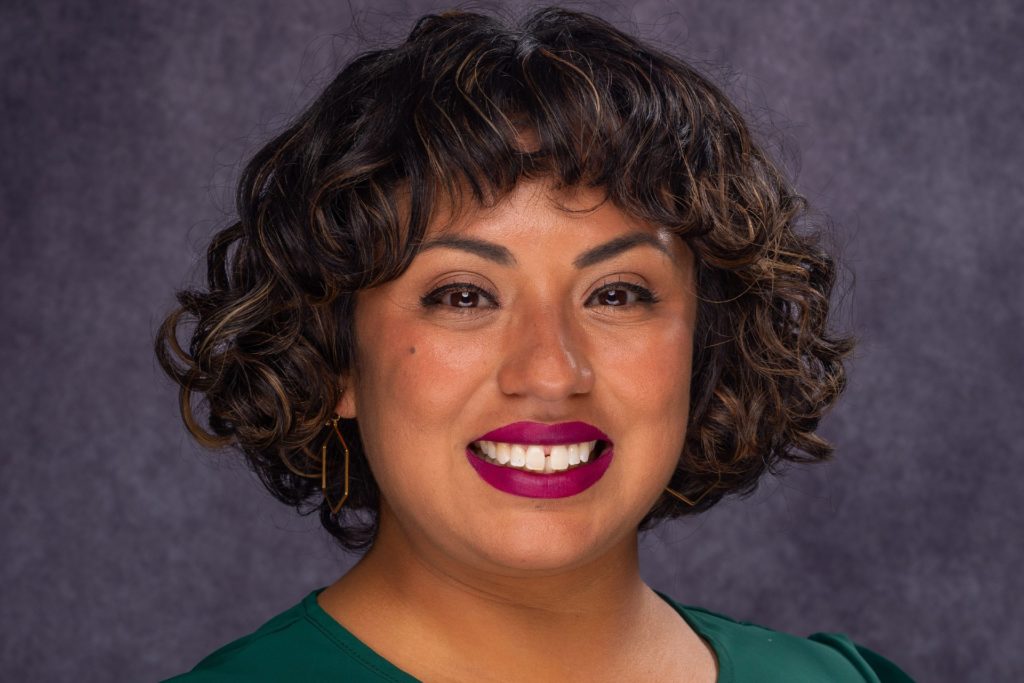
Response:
[155,7,853,551]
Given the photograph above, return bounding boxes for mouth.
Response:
[468,439,612,473]
[465,421,615,499]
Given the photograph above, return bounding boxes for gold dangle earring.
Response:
[321,414,350,515]
[664,486,706,506]
[664,468,721,507]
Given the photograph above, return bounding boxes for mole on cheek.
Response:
[409,346,416,355]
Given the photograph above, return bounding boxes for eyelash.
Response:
[589,281,660,307]
[420,281,660,311]
[420,283,499,310]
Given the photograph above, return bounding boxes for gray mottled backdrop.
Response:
[2,0,1021,681]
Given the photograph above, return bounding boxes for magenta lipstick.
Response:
[466,421,614,499]
[474,421,608,445]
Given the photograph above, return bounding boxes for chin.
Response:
[460,512,629,574]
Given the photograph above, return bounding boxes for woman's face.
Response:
[337,179,697,575]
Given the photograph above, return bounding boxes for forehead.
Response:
[418,179,690,266]
[426,180,658,238]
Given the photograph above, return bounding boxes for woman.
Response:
[157,7,912,681]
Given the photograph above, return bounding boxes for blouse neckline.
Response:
[303,587,731,682]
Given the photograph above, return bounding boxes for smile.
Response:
[469,439,607,472]
[465,421,615,498]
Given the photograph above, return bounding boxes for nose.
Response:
[496,300,594,401]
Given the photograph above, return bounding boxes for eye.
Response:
[421,282,499,310]
[586,282,659,308]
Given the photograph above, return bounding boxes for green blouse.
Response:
[164,588,914,682]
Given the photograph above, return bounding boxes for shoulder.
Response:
[161,590,412,683]
[663,597,915,683]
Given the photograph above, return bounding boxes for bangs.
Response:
[375,10,718,247]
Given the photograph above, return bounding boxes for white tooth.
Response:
[579,441,591,463]
[550,445,569,471]
[484,441,497,459]
[567,444,580,466]
[496,442,511,465]
[510,445,527,467]
[543,455,554,473]
[525,445,545,471]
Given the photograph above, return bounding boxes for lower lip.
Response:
[465,446,614,499]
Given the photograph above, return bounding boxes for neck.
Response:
[319,505,671,680]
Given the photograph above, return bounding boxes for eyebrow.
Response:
[418,232,669,268]
[418,236,517,266]
[572,232,670,269]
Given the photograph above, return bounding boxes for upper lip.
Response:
[472,421,610,445]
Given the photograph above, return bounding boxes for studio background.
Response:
[2,1,1021,681]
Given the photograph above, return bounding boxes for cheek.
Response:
[594,320,693,491]
[354,323,496,502]
[596,318,693,411]
[355,317,493,437]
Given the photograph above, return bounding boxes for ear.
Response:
[333,374,358,419]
